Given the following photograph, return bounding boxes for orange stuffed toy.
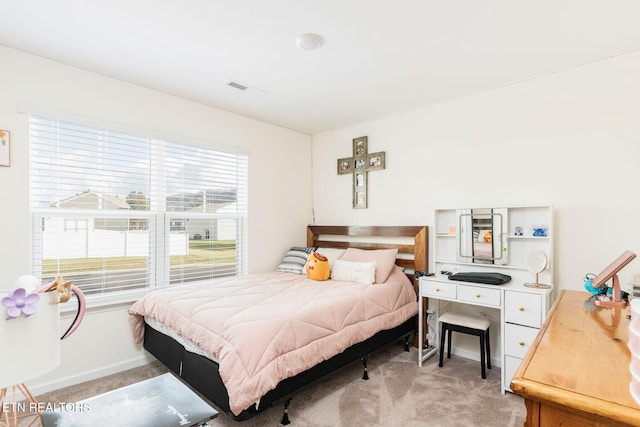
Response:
[306,252,330,281]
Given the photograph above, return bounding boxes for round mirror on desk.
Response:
[524,250,551,289]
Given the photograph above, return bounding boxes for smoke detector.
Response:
[296,33,324,51]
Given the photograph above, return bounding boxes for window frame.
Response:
[29,114,248,307]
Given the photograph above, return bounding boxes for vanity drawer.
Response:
[505,323,540,359]
[504,355,524,392]
[420,280,456,299]
[505,291,543,327]
[458,285,501,307]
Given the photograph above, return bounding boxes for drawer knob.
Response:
[476,293,481,298]
[519,306,525,311]
[435,288,440,292]
[519,341,525,346]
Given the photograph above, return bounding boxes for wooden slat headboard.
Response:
[306,225,428,293]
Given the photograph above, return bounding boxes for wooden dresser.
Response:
[511,290,640,426]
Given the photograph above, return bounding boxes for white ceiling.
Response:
[1,1,640,135]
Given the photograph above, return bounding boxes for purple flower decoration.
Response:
[2,287,40,319]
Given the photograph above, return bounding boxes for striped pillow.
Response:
[277,247,316,274]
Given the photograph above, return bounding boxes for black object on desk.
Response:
[448,272,511,285]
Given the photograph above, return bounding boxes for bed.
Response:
[129,225,427,422]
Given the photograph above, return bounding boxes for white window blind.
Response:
[29,115,247,297]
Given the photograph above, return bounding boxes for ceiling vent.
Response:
[226,79,268,97]
[227,79,269,96]
[227,80,248,91]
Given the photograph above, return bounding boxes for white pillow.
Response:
[316,247,346,269]
[331,260,376,285]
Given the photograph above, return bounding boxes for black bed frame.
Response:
[142,225,428,422]
[144,317,414,420]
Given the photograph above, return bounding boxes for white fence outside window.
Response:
[42,230,189,258]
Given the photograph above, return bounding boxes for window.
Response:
[29,115,248,299]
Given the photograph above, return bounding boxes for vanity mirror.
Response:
[457,208,508,265]
[435,206,553,277]
[523,250,551,289]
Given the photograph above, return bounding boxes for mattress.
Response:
[145,317,219,363]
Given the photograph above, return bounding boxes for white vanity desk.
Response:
[418,275,553,393]
[423,205,555,393]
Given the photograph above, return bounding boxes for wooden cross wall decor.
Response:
[337,136,386,209]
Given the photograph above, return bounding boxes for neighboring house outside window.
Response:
[29,115,248,301]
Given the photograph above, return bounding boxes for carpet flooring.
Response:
[29,342,525,426]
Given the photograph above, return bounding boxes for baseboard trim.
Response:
[26,354,157,398]
[449,347,502,368]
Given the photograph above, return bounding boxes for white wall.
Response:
[3,43,640,392]
[312,50,640,294]
[0,46,312,393]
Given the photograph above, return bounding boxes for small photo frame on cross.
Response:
[354,190,367,209]
[367,152,385,172]
[337,158,353,175]
[352,136,367,157]
[353,168,367,208]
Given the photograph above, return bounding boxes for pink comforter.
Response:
[129,266,417,415]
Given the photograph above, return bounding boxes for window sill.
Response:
[59,288,150,315]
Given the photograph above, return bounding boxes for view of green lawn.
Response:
[43,240,236,275]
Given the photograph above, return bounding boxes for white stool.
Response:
[438,311,491,379]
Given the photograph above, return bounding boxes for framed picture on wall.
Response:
[0,130,10,167]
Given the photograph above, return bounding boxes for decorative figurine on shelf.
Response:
[514,226,523,236]
[532,225,547,237]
